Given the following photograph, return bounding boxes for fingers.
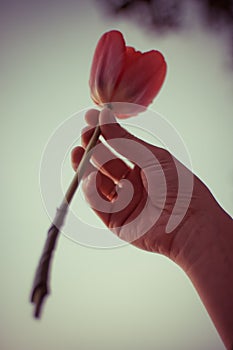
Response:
[81,108,135,149]
[99,107,134,142]
[82,166,145,235]
[82,108,161,160]
[71,146,95,179]
[71,109,148,236]
[72,144,131,186]
[97,172,117,201]
[99,108,157,170]
[82,172,113,227]
[79,109,131,183]
[81,125,96,148]
[73,107,169,189]
[71,143,118,202]
[85,109,99,126]
[90,145,131,183]
[81,109,100,148]
[71,146,84,171]
[74,108,168,183]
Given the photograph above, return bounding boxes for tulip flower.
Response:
[30,30,167,318]
[89,30,167,117]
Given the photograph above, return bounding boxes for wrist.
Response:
[169,178,232,271]
[170,181,233,349]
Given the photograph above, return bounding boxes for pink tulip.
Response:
[89,30,167,118]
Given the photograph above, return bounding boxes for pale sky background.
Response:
[1,1,233,350]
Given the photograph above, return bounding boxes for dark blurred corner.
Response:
[96,0,233,53]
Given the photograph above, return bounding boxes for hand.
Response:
[71,108,219,261]
[71,108,233,349]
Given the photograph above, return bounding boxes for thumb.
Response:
[99,108,136,142]
[99,107,167,159]
[99,108,159,169]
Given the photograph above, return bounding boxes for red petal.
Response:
[89,30,126,105]
[112,47,167,107]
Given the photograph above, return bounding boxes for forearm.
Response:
[174,200,233,349]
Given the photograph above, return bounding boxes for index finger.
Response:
[85,109,100,126]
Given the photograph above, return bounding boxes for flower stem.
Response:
[30,124,101,319]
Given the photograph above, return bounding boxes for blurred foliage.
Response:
[97,0,233,47]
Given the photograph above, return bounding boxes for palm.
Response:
[90,145,200,258]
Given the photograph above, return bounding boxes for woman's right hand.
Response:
[71,108,220,263]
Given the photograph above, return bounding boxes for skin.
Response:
[71,108,233,349]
